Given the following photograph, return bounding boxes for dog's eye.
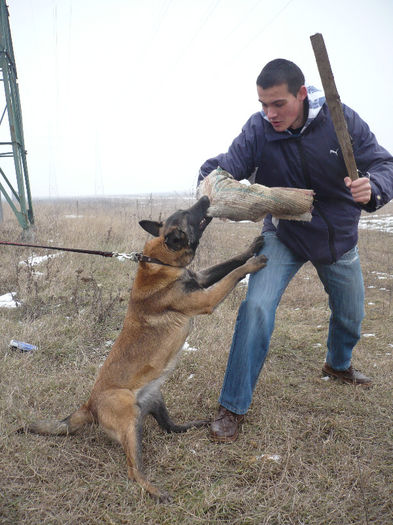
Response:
[165,230,188,251]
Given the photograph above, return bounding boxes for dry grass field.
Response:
[0,196,392,525]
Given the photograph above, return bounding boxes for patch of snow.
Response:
[362,333,375,338]
[255,454,281,462]
[371,271,393,279]
[0,292,20,308]
[240,275,249,285]
[182,341,198,352]
[359,214,393,233]
[19,253,59,267]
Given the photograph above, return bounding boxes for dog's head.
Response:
[139,196,212,266]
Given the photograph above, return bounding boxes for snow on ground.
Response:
[182,341,199,352]
[19,253,60,267]
[240,274,249,285]
[359,213,393,233]
[254,454,281,462]
[0,292,20,308]
[371,271,393,280]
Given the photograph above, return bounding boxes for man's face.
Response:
[257,83,307,132]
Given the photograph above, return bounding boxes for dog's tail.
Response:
[18,406,94,435]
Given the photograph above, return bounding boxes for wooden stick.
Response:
[310,33,358,180]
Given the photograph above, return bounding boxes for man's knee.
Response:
[241,296,274,324]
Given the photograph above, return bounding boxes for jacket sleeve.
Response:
[345,105,393,212]
[198,114,263,185]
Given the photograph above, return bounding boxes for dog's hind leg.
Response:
[97,388,170,502]
[149,390,209,433]
[123,420,172,502]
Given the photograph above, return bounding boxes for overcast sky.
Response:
[2,0,393,198]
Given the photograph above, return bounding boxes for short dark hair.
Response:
[256,59,305,96]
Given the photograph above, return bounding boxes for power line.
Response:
[226,0,295,66]
[172,0,222,68]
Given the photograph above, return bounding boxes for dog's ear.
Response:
[139,220,163,237]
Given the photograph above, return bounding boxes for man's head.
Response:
[256,58,308,132]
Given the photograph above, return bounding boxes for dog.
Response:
[19,196,267,501]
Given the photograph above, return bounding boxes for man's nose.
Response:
[267,106,277,119]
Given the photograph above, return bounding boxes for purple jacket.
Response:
[199,87,393,264]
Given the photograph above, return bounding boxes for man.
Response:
[198,59,393,443]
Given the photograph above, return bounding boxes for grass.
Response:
[0,197,392,525]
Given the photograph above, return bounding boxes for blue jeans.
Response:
[219,232,365,415]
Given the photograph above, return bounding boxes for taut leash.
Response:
[0,240,173,266]
[0,240,117,257]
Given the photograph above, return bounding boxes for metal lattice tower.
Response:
[0,0,34,236]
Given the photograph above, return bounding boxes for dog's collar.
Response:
[134,252,175,267]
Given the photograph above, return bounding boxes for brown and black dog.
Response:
[20,196,267,501]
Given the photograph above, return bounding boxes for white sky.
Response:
[2,0,393,198]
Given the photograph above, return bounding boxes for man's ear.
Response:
[139,220,163,237]
[298,85,308,102]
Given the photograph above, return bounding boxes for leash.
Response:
[0,240,173,266]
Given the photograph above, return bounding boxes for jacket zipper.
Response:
[294,138,337,263]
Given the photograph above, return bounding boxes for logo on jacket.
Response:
[329,148,339,157]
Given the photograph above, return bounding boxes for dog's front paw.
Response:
[248,236,264,257]
[245,254,268,274]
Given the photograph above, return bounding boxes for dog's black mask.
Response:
[139,196,212,252]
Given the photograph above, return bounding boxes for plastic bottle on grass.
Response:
[10,340,37,352]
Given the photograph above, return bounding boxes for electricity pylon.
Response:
[0,0,34,237]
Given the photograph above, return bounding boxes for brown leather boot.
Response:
[322,363,372,387]
[210,405,245,443]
